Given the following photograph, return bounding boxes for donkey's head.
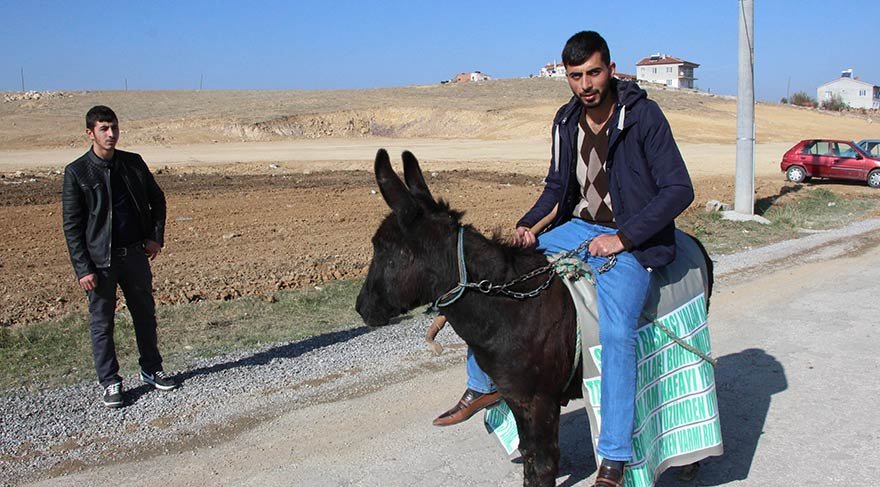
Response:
[356,149,461,327]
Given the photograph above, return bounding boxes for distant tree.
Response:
[820,94,848,112]
[789,91,817,108]
[780,97,788,104]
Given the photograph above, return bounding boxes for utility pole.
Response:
[124,78,128,91]
[199,74,203,91]
[20,67,25,92]
[735,0,755,216]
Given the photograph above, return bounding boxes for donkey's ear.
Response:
[374,149,421,226]
[401,151,435,203]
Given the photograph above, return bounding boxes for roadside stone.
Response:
[705,199,730,212]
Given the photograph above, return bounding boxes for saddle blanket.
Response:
[484,231,723,487]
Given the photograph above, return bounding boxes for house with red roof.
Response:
[451,71,492,83]
[636,54,699,89]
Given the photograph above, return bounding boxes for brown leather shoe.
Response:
[432,388,501,427]
[593,461,626,487]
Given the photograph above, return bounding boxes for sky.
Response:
[1,0,878,102]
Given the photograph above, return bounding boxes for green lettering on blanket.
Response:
[626,295,721,487]
[484,400,519,455]
[637,297,708,360]
[589,345,602,370]
[584,377,602,405]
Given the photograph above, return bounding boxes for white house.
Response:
[539,62,566,78]
[470,71,491,82]
[817,70,880,109]
[636,54,699,89]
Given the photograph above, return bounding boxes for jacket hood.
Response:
[615,79,647,108]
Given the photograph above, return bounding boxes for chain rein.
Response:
[437,227,616,305]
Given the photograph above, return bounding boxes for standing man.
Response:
[436,31,694,486]
[62,105,177,409]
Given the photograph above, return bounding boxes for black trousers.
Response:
[87,245,163,387]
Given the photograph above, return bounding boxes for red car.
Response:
[780,139,880,188]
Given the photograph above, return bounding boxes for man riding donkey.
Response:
[432,30,695,487]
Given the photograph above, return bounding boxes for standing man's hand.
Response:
[78,273,98,291]
[589,233,624,257]
[513,226,537,248]
[144,240,162,260]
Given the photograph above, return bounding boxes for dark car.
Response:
[856,139,880,158]
[780,139,880,188]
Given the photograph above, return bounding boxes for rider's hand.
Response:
[588,233,624,257]
[513,226,536,248]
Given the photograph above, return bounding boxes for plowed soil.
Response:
[3,166,546,325]
[2,79,878,326]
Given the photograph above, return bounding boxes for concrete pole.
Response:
[735,0,755,215]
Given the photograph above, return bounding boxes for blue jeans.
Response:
[466,348,496,394]
[466,219,651,461]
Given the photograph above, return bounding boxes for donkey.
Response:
[356,149,711,487]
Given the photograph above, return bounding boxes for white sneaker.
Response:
[140,370,177,391]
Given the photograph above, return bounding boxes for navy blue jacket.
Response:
[517,80,694,268]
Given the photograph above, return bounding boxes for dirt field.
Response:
[1,79,878,326]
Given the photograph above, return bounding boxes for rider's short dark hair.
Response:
[86,105,118,130]
[562,31,611,67]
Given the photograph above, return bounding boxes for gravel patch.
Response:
[1,315,465,486]
[3,217,878,486]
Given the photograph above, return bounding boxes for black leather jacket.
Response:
[62,149,166,278]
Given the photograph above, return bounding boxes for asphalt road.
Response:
[24,220,880,487]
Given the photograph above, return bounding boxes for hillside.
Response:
[1,78,876,150]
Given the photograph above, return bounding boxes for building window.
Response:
[667,67,673,73]
[652,67,657,74]
[860,89,867,96]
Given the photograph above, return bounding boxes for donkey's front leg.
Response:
[509,395,562,487]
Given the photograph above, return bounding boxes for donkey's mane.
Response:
[429,196,540,262]
[423,198,537,272]
[431,197,463,221]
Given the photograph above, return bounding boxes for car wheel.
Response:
[868,169,880,188]
[786,165,807,183]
